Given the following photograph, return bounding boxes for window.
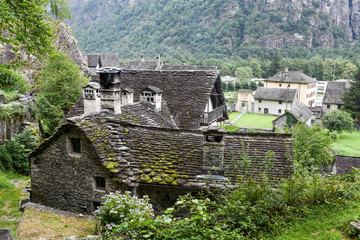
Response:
[95,176,106,189]
[278,109,282,114]
[258,107,261,111]
[279,84,282,87]
[141,91,155,103]
[327,104,330,109]
[259,99,262,103]
[337,104,342,109]
[287,84,290,87]
[71,138,81,154]
[205,135,223,143]
[279,100,282,104]
[264,108,269,114]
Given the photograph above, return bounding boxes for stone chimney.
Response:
[140,54,145,62]
[155,54,161,70]
[285,67,289,72]
[83,82,101,115]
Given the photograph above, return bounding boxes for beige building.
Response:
[264,69,317,107]
[237,89,253,113]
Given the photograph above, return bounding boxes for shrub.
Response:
[0,65,30,93]
[94,191,154,239]
[0,127,40,174]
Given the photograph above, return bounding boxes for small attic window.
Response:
[71,138,81,154]
[95,176,106,189]
[141,91,155,103]
[205,135,223,143]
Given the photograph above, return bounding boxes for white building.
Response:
[254,87,298,115]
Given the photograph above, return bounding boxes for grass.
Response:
[227,112,241,122]
[17,207,97,240]
[332,131,360,157]
[0,172,29,238]
[233,113,277,129]
[271,200,360,240]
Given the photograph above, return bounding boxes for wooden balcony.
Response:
[201,105,225,125]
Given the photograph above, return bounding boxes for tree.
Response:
[322,110,355,133]
[235,67,253,81]
[268,51,281,76]
[36,50,88,133]
[292,123,333,170]
[0,127,39,174]
[0,0,53,57]
[343,67,360,119]
[49,0,72,21]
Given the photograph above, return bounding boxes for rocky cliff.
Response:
[0,22,89,83]
[67,0,360,59]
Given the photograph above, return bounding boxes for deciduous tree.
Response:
[322,110,355,133]
[0,0,53,57]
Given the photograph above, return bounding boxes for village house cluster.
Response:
[235,68,351,130]
[29,55,293,214]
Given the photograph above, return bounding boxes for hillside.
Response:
[68,0,360,60]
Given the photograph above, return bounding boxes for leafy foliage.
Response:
[0,65,30,94]
[0,127,40,174]
[94,191,154,238]
[322,110,355,133]
[292,123,333,170]
[343,66,360,119]
[49,0,72,21]
[36,50,88,134]
[0,0,53,57]
[37,50,88,113]
[96,171,360,239]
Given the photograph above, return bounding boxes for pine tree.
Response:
[343,67,360,119]
[268,51,281,76]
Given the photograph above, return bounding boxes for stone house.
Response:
[84,53,120,75]
[264,68,317,107]
[322,80,351,116]
[29,58,293,214]
[254,87,297,115]
[272,103,313,131]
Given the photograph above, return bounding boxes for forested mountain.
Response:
[68,0,360,61]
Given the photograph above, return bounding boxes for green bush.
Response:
[0,127,40,174]
[0,65,30,93]
[94,191,154,239]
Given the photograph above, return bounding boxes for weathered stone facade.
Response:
[30,118,293,214]
[30,61,293,214]
[334,155,360,175]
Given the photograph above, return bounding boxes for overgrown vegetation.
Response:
[292,123,333,170]
[36,50,89,134]
[95,170,360,239]
[0,127,40,174]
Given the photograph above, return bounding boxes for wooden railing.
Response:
[202,105,225,125]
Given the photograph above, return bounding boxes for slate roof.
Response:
[30,116,293,188]
[76,68,226,129]
[288,103,313,122]
[265,71,317,84]
[99,53,120,68]
[323,81,350,105]
[84,54,100,68]
[254,87,297,101]
[121,61,157,70]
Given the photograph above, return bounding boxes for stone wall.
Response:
[30,127,127,214]
[30,120,293,214]
[335,155,360,175]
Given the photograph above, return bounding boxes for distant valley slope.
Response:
[68,0,360,60]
